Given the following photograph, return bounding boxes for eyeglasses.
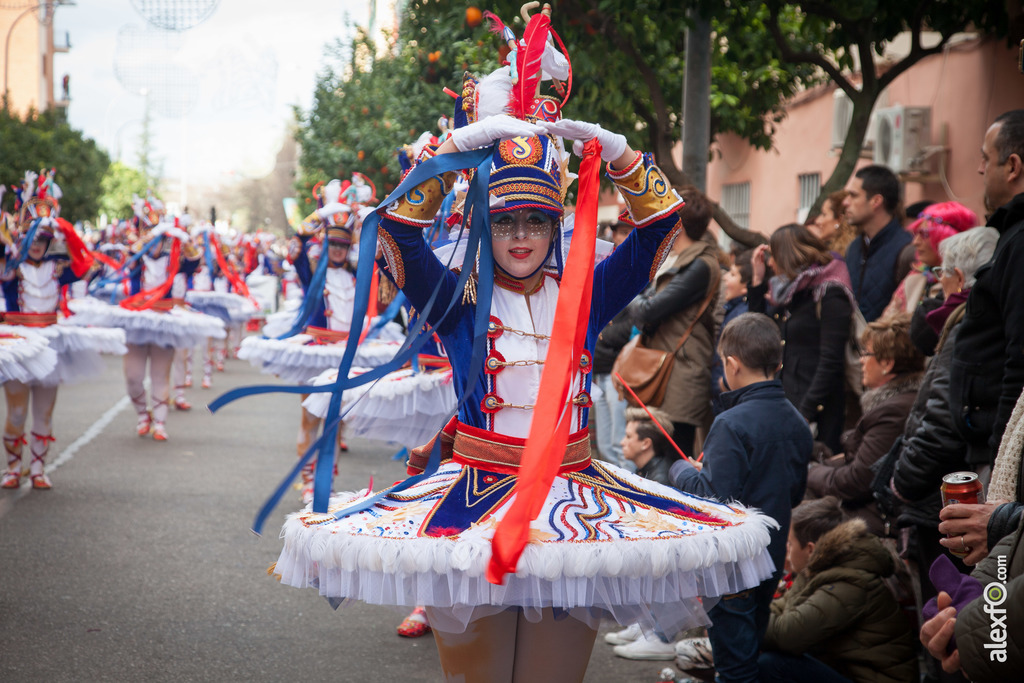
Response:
[491,211,556,241]
[930,265,954,277]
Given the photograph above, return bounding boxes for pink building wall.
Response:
[705,38,1024,239]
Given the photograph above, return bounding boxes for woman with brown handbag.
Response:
[624,187,721,459]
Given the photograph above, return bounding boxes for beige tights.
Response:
[426,607,597,683]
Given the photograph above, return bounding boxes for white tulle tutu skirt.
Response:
[185,291,258,324]
[0,325,59,384]
[238,334,403,383]
[1,322,126,386]
[302,366,456,448]
[275,460,777,636]
[67,298,226,349]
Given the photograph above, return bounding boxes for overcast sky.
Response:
[54,0,372,188]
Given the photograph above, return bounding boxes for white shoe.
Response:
[604,622,642,646]
[675,636,714,670]
[613,633,677,660]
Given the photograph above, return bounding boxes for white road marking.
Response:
[0,395,130,516]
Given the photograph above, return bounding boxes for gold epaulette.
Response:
[607,152,684,228]
[384,147,458,228]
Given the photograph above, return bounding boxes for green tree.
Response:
[747,0,1012,216]
[0,107,110,221]
[98,161,149,221]
[296,1,815,225]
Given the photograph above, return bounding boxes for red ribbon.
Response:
[120,239,182,311]
[56,218,94,278]
[486,138,602,585]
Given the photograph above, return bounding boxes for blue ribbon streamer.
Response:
[3,218,43,275]
[362,290,406,342]
[87,232,167,297]
[211,146,498,533]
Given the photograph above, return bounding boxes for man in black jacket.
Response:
[940,110,1024,565]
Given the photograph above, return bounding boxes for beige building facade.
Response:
[1,1,69,117]
[705,37,1024,237]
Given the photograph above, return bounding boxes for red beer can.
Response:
[941,472,985,558]
[941,471,985,507]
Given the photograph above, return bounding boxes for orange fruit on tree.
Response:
[357,150,366,161]
[466,7,482,27]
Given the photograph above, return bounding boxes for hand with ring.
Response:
[937,502,996,565]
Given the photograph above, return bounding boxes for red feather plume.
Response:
[482,10,506,35]
[511,12,551,119]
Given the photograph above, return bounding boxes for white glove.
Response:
[540,119,627,163]
[449,114,546,152]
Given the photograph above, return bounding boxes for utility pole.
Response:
[682,8,711,193]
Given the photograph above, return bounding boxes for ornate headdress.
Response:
[13,169,62,233]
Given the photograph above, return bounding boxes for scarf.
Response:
[925,289,969,336]
[767,258,855,309]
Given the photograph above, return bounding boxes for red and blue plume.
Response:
[510,10,551,120]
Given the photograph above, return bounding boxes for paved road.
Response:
[0,354,676,683]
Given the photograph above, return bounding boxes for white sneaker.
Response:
[604,622,642,646]
[675,636,714,669]
[613,633,677,660]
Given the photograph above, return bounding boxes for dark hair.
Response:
[624,406,674,457]
[993,110,1024,165]
[854,165,901,215]
[768,223,831,280]
[718,312,782,377]
[790,496,844,546]
[904,200,935,220]
[677,186,712,241]
[733,249,753,286]
[862,312,925,375]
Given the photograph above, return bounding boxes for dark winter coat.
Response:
[955,516,1024,682]
[807,372,924,536]
[762,519,919,683]
[670,379,812,571]
[845,216,913,323]
[890,310,968,521]
[950,192,1024,465]
[635,450,675,487]
[594,307,633,375]
[747,267,852,455]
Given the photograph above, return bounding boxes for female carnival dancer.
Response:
[68,194,224,441]
[0,172,126,489]
[271,12,775,680]
[240,182,401,501]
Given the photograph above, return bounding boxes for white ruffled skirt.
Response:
[67,298,226,349]
[275,460,777,636]
[302,366,456,448]
[1,322,126,386]
[0,325,59,384]
[185,291,258,324]
[238,334,403,383]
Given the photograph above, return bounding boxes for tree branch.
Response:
[765,6,854,97]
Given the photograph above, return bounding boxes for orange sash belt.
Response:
[3,312,57,327]
[304,326,350,345]
[150,298,186,312]
[406,420,591,476]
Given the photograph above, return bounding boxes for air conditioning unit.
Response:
[831,89,879,153]
[873,105,932,174]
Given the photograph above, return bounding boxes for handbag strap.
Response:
[667,265,719,355]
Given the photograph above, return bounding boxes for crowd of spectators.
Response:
[591,109,1024,683]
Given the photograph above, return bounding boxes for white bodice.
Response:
[192,269,213,292]
[17,261,59,313]
[213,276,229,294]
[487,276,588,439]
[142,254,170,291]
[171,272,188,298]
[325,267,356,332]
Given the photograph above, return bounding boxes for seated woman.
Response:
[759,497,919,683]
[806,313,925,536]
